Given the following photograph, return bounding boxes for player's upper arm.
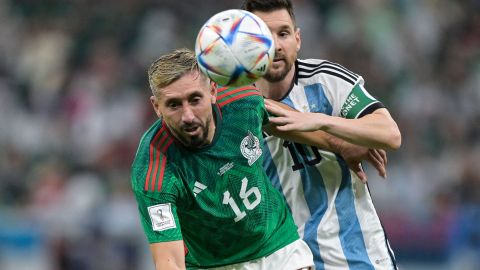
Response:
[150,240,185,270]
[131,160,185,244]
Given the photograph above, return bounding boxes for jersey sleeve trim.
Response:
[297,59,359,85]
[217,86,257,99]
[217,86,261,107]
[357,101,385,118]
[145,126,174,191]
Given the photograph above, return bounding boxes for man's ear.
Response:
[210,80,218,104]
[295,27,302,52]
[150,95,162,118]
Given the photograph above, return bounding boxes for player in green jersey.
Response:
[131,48,314,269]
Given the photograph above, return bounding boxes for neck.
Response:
[205,105,217,144]
[255,64,296,101]
[206,122,216,144]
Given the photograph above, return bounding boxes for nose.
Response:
[273,35,281,51]
[181,105,195,124]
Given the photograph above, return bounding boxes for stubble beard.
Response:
[178,116,213,148]
[263,60,293,83]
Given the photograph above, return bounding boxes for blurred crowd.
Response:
[0,0,478,269]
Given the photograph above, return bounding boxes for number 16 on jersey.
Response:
[222,177,261,222]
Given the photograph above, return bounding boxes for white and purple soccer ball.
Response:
[195,9,274,87]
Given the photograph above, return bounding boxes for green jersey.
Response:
[131,86,299,269]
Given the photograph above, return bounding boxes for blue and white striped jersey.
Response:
[262,59,398,270]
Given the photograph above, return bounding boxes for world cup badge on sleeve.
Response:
[148,203,176,231]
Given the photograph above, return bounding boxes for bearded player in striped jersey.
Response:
[243,0,402,269]
[131,48,315,269]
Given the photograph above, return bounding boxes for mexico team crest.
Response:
[240,131,262,166]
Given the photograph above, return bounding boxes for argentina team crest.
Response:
[240,131,262,166]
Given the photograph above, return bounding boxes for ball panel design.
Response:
[195,9,274,87]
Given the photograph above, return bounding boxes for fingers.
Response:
[267,119,295,131]
[264,99,295,111]
[263,98,275,107]
[264,101,287,117]
[368,153,385,178]
[378,149,387,165]
[368,149,387,179]
[265,101,291,126]
[348,162,367,184]
[268,116,287,125]
[369,149,384,166]
[267,116,294,130]
[265,105,281,116]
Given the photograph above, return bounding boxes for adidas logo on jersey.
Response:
[193,181,207,197]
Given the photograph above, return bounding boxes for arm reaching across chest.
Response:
[262,99,389,182]
[264,99,401,150]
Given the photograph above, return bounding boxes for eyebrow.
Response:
[276,24,294,32]
[162,90,204,104]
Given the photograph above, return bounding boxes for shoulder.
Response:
[296,58,362,87]
[216,85,263,108]
[131,120,176,192]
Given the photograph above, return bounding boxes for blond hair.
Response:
[148,48,205,96]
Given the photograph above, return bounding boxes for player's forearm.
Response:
[264,124,339,152]
[320,109,401,150]
[154,261,184,270]
[264,99,401,150]
[150,242,186,270]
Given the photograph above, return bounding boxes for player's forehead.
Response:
[253,9,295,30]
[159,71,208,99]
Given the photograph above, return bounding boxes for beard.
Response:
[264,54,294,82]
[175,116,213,148]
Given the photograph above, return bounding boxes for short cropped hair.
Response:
[148,48,205,96]
[242,0,296,26]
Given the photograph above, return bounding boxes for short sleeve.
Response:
[339,84,384,119]
[132,163,185,244]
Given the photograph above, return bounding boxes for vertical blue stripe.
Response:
[304,84,333,115]
[279,93,329,269]
[300,155,327,270]
[262,138,327,269]
[335,154,374,269]
[261,139,284,196]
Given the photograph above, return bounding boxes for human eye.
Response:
[190,96,202,105]
[167,101,180,110]
[278,30,290,38]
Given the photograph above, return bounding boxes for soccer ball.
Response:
[195,9,274,87]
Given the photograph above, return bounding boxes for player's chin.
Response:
[188,136,208,148]
[265,69,288,82]
[271,59,285,69]
[187,131,209,147]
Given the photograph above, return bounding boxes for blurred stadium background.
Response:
[0,0,478,269]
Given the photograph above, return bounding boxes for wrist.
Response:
[326,135,345,154]
[318,114,334,132]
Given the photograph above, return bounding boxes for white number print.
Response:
[222,177,261,222]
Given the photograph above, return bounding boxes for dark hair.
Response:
[242,0,296,26]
